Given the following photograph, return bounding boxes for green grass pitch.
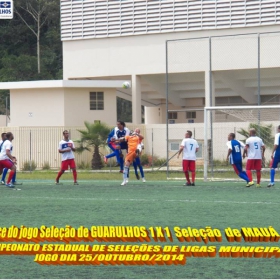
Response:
[0,173,280,279]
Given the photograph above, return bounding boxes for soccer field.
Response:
[1,177,280,279]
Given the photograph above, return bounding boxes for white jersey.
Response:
[180,138,199,160]
[0,140,13,160]
[246,136,265,160]
[58,140,75,161]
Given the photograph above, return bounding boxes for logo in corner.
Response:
[0,1,13,19]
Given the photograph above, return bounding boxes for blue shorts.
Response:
[271,157,280,169]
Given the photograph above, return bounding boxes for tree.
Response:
[14,0,59,74]
[75,122,111,170]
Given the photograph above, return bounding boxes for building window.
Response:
[90,92,104,110]
[169,142,180,151]
[186,111,196,119]
[168,112,177,119]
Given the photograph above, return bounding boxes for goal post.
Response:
[204,105,280,181]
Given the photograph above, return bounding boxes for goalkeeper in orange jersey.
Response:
[116,128,144,186]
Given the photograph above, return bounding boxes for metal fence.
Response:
[166,31,280,178]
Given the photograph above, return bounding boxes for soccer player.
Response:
[0,132,17,188]
[56,130,78,185]
[177,130,199,186]
[104,121,130,173]
[243,128,265,187]
[267,125,280,187]
[132,128,145,182]
[226,133,253,187]
[117,129,144,186]
[1,156,20,185]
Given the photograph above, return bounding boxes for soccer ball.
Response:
[122,81,130,89]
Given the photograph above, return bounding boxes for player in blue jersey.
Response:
[104,121,130,173]
[267,125,280,187]
[226,133,254,187]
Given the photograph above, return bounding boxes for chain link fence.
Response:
[166,31,280,180]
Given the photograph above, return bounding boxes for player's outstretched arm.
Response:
[177,146,184,158]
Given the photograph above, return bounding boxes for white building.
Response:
[1,0,280,126]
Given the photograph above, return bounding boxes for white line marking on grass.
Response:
[3,196,280,205]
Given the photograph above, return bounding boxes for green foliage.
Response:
[42,161,50,170]
[22,160,37,171]
[0,0,62,80]
[237,123,274,149]
[75,122,111,170]
[140,153,166,167]
[77,161,91,170]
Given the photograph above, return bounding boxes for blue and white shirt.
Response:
[0,140,13,160]
[107,127,130,150]
[227,140,245,164]
[59,140,75,161]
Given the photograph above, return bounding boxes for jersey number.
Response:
[254,142,259,149]
[190,144,193,150]
[234,145,240,153]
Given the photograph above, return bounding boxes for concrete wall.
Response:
[64,88,117,127]
[63,25,280,79]
[9,88,117,127]
[10,88,65,126]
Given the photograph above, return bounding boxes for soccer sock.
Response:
[120,157,124,171]
[191,171,196,183]
[256,170,261,184]
[139,165,144,178]
[246,170,253,182]
[239,172,249,182]
[184,171,190,183]
[1,168,8,182]
[7,170,15,184]
[12,171,17,183]
[115,149,121,164]
[270,169,275,183]
[73,170,77,182]
[133,161,138,175]
[123,166,129,180]
[56,171,64,181]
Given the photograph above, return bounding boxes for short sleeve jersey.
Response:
[0,140,13,160]
[59,140,75,161]
[125,135,140,152]
[245,136,265,160]
[227,140,245,164]
[180,138,199,160]
[114,127,130,150]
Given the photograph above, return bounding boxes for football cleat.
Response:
[6,183,15,188]
[142,178,146,183]
[55,180,62,185]
[246,181,254,187]
[184,182,191,186]
[1,180,5,185]
[119,170,123,173]
[103,156,108,164]
[120,180,127,186]
[191,183,195,186]
[135,173,140,180]
[74,182,79,185]
[256,184,261,188]
[267,183,274,188]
